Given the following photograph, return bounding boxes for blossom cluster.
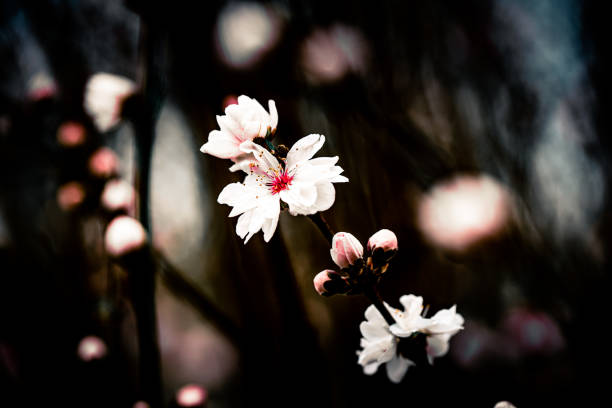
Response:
[200,95,348,243]
[357,295,464,383]
[314,229,398,296]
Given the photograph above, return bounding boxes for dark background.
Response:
[1,0,611,407]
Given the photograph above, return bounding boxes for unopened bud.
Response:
[313,269,349,296]
[330,232,363,269]
[104,216,147,257]
[88,147,118,178]
[367,229,398,252]
[367,229,398,266]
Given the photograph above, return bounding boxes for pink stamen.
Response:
[267,170,294,194]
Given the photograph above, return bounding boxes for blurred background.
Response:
[1,0,611,407]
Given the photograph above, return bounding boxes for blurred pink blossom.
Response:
[417,174,510,251]
[176,384,207,407]
[57,182,85,211]
[57,122,86,147]
[77,335,107,361]
[89,147,118,178]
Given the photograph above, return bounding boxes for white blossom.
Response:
[422,305,464,364]
[357,304,415,384]
[200,95,278,171]
[217,134,347,243]
[389,295,433,337]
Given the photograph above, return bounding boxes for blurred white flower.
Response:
[422,305,464,364]
[330,232,363,269]
[77,335,107,361]
[217,134,347,243]
[417,174,510,252]
[215,2,283,69]
[357,304,415,384]
[200,95,278,171]
[84,73,136,133]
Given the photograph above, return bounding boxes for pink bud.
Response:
[88,147,118,178]
[104,216,147,257]
[176,384,207,407]
[367,229,398,253]
[313,270,334,295]
[330,232,363,269]
[57,182,85,211]
[57,122,86,147]
[77,336,107,361]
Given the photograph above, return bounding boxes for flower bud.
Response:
[313,269,350,296]
[367,229,398,253]
[88,147,118,179]
[367,229,398,267]
[330,232,363,269]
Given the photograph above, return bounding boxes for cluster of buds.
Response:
[314,229,398,296]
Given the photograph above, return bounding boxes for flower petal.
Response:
[286,134,326,168]
[313,182,336,212]
[385,355,415,383]
[240,141,281,173]
[201,130,241,158]
[268,100,278,130]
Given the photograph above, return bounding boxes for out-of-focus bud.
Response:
[104,216,147,257]
[313,269,350,296]
[27,72,57,101]
[77,335,107,361]
[57,182,85,211]
[176,384,207,407]
[330,232,363,269]
[494,402,517,408]
[101,179,135,213]
[57,122,86,147]
[88,147,118,178]
[84,73,137,133]
[133,402,150,408]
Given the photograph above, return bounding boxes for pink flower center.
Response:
[267,171,294,194]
